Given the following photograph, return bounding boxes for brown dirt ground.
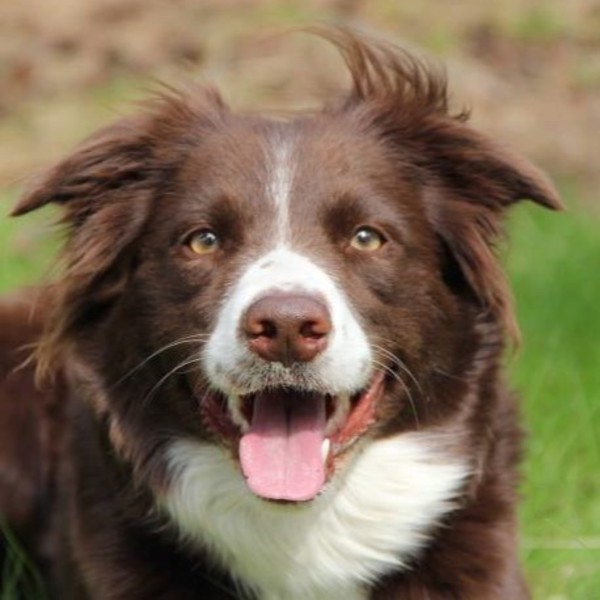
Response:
[1,0,599,205]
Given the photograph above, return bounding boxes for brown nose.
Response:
[242,293,332,365]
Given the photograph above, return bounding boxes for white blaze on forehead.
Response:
[268,137,295,245]
[202,132,372,417]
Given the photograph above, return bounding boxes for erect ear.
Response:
[420,121,563,339]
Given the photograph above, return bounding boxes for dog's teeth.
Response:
[321,438,331,463]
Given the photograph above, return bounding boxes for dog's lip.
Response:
[329,370,385,454]
[197,370,387,463]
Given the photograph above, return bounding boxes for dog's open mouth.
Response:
[199,371,386,502]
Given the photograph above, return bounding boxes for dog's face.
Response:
[122,116,460,501]
[14,32,561,506]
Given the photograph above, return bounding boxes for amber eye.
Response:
[186,229,220,255]
[350,227,385,252]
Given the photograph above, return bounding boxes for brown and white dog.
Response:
[0,29,561,599]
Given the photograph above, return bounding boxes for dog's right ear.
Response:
[12,87,228,281]
[11,87,227,378]
[11,115,163,379]
[12,117,153,219]
[12,85,227,219]
[11,114,161,307]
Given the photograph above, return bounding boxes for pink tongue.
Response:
[239,391,326,502]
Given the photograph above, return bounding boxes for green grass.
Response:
[1,519,48,600]
[0,194,59,291]
[508,201,600,598]
[508,6,568,43]
[1,190,599,599]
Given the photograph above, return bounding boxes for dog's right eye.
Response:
[350,227,386,252]
[185,229,220,256]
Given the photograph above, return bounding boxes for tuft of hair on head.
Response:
[307,25,562,345]
[304,24,461,120]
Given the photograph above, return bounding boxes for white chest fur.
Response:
[161,433,468,600]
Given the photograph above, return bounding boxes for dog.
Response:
[0,28,561,599]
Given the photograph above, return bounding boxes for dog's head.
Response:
[14,29,561,503]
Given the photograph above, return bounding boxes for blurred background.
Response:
[0,1,598,598]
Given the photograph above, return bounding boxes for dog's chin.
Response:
[197,371,386,503]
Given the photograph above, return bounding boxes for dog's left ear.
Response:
[319,26,562,337]
[421,121,562,213]
[419,121,562,338]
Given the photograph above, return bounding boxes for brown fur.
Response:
[1,28,561,599]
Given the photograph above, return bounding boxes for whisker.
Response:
[432,368,467,383]
[371,357,420,428]
[370,342,423,396]
[112,334,210,388]
[139,355,201,411]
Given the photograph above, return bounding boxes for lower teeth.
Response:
[321,438,331,463]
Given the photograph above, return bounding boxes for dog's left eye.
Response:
[185,229,220,255]
[350,227,385,252]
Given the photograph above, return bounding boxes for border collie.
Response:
[0,28,561,599]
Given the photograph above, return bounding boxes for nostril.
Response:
[246,318,277,340]
[261,320,277,339]
[242,293,332,363]
[299,319,330,339]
